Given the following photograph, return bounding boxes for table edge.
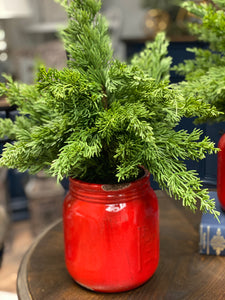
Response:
[17,219,62,300]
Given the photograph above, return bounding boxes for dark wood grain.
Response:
[17,191,225,300]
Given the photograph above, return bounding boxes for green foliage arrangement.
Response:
[0,0,221,217]
[173,0,225,123]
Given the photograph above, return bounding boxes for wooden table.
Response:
[17,191,225,300]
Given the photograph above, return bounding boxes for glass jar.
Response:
[63,169,159,293]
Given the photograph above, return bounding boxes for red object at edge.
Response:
[63,170,159,293]
[217,133,225,210]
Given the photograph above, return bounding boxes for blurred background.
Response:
[0,0,220,298]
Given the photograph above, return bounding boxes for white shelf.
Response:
[26,21,67,33]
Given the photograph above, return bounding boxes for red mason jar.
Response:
[217,133,225,210]
[63,169,159,293]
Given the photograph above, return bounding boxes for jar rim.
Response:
[70,167,148,185]
[69,167,150,194]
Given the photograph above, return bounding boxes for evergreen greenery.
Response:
[173,0,225,123]
[0,0,220,218]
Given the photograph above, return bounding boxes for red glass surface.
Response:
[63,170,159,293]
[217,133,225,210]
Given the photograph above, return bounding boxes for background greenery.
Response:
[174,0,225,123]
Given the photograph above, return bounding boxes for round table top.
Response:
[17,191,225,300]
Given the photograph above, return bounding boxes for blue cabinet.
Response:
[0,103,29,220]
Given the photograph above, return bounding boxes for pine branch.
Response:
[0,118,16,140]
[55,0,113,85]
[131,32,172,82]
[182,1,225,51]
